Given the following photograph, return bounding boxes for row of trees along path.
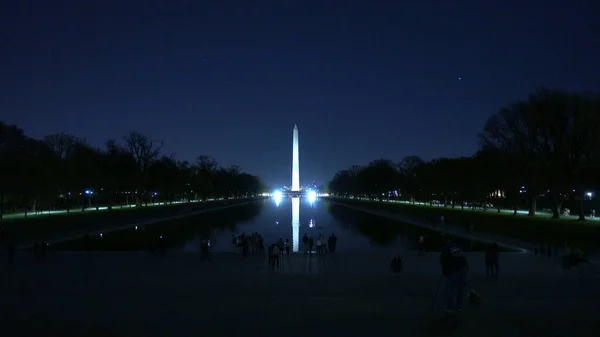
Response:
[329,88,600,220]
[0,124,265,220]
[327,89,600,256]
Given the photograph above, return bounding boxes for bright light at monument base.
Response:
[307,191,317,203]
[272,190,283,206]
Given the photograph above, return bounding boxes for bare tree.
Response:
[43,133,85,159]
[0,122,28,219]
[124,132,163,205]
[124,132,163,173]
[479,99,545,216]
[192,155,219,200]
[398,156,424,174]
[479,89,600,218]
[195,155,218,172]
[348,165,362,177]
[227,164,242,175]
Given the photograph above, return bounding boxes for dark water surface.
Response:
[53,197,506,253]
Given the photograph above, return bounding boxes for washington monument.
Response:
[292,124,300,191]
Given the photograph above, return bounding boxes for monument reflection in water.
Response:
[292,197,300,252]
[273,192,302,253]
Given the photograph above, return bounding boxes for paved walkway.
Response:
[17,199,258,250]
[1,251,598,336]
[1,198,233,220]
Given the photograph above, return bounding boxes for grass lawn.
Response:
[331,197,600,250]
[1,197,263,245]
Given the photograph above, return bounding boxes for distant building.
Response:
[489,189,506,198]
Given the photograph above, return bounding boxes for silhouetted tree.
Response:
[398,155,423,203]
[328,88,600,220]
[481,89,600,218]
[124,132,163,206]
[0,122,28,219]
[0,123,265,220]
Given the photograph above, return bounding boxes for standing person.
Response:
[242,236,249,257]
[41,239,48,260]
[391,256,403,273]
[330,233,337,252]
[564,242,572,268]
[159,235,167,254]
[33,242,40,260]
[316,234,323,256]
[231,235,237,254]
[302,234,309,253]
[440,240,469,319]
[418,236,425,255]
[278,238,285,267]
[485,243,499,278]
[272,244,280,271]
[8,241,16,267]
[268,244,274,268]
[200,240,211,261]
[485,243,493,277]
[278,238,284,254]
[284,238,290,256]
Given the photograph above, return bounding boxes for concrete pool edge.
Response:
[18,199,263,250]
[327,199,529,254]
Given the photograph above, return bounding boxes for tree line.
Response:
[0,123,265,219]
[327,88,600,220]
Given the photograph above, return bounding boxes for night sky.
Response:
[2,0,599,187]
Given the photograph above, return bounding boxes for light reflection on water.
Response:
[176,195,424,254]
[193,195,335,253]
[56,195,497,254]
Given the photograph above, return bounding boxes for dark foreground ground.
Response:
[1,251,599,337]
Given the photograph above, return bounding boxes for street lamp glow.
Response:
[587,192,593,198]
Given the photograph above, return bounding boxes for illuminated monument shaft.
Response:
[292,124,300,191]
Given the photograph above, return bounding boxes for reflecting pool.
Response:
[54,196,500,253]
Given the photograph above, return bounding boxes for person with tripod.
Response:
[440,240,469,318]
